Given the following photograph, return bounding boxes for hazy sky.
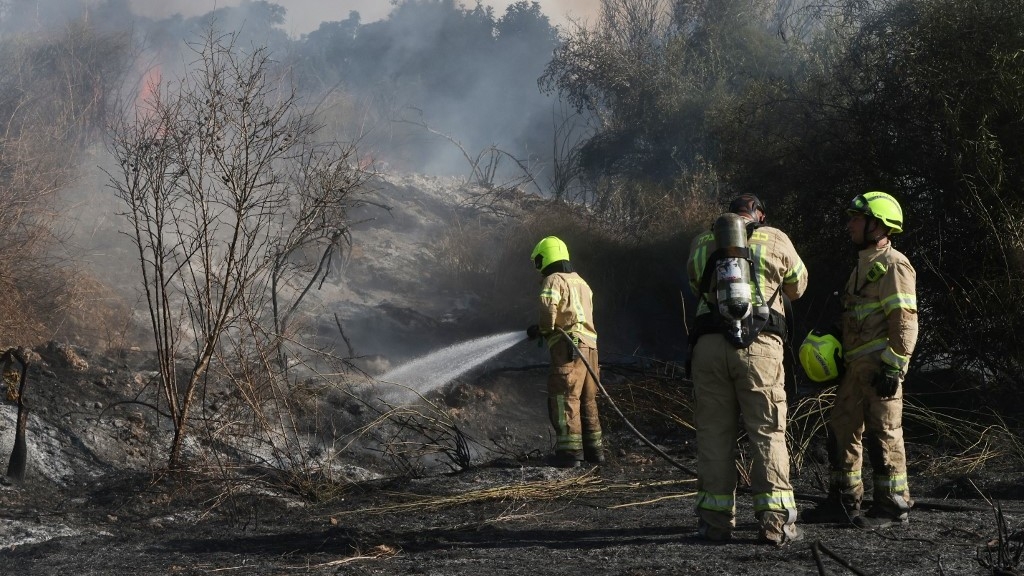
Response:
[129,1,600,36]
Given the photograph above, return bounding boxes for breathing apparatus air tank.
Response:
[712,213,753,341]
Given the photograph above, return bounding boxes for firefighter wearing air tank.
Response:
[801,191,918,529]
[686,194,808,546]
[526,236,603,468]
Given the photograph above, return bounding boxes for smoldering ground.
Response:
[3,337,1023,576]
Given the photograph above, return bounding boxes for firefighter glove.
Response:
[526,324,540,340]
[873,365,901,398]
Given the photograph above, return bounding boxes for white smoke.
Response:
[123,0,602,36]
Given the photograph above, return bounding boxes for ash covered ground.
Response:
[2,343,1022,576]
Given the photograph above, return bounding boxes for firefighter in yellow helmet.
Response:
[686,194,808,546]
[526,236,603,468]
[802,191,918,529]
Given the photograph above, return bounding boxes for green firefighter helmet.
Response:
[847,191,904,234]
[799,330,844,383]
[531,236,570,270]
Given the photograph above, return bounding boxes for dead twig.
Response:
[977,501,1024,574]
[816,541,873,576]
[331,471,604,516]
[810,540,829,576]
[283,544,399,570]
[606,491,697,509]
[2,347,30,481]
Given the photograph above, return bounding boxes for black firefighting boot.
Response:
[853,508,908,529]
[801,498,860,524]
[583,445,605,464]
[546,451,582,469]
[854,491,910,529]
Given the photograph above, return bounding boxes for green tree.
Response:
[720,0,1024,383]
[540,0,801,232]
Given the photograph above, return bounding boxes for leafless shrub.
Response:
[547,102,592,202]
[977,502,1024,575]
[367,396,477,475]
[394,113,543,214]
[788,388,1024,477]
[106,26,373,468]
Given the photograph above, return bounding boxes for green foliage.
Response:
[541,0,801,185]
[721,0,1024,382]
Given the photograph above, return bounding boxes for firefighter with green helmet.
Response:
[526,236,603,468]
[802,191,918,529]
[686,194,808,546]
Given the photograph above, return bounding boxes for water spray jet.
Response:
[377,330,525,404]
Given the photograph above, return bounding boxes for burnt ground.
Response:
[1,342,1023,576]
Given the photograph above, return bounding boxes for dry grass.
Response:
[787,386,837,471]
[908,407,1024,476]
[330,471,695,517]
[285,544,399,570]
[599,365,694,436]
[787,387,1024,476]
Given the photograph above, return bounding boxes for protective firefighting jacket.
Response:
[841,243,918,372]
[687,224,808,341]
[538,271,597,349]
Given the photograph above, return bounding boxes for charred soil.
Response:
[2,344,1023,576]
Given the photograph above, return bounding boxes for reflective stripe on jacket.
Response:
[841,243,918,370]
[539,271,598,349]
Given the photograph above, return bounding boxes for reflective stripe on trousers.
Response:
[691,333,796,532]
[827,354,912,511]
[547,342,602,456]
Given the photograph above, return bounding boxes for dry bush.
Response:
[787,386,836,472]
[178,332,354,501]
[44,268,139,351]
[579,157,725,243]
[0,20,131,348]
[431,215,502,292]
[787,385,1024,479]
[599,363,694,438]
[0,99,75,347]
[107,26,375,468]
[367,400,476,476]
[426,201,604,334]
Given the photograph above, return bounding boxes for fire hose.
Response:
[555,327,697,477]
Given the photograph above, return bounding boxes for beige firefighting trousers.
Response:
[547,339,602,458]
[692,333,797,537]
[827,353,912,515]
